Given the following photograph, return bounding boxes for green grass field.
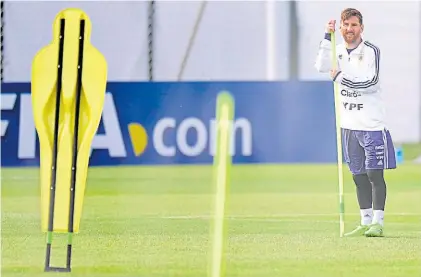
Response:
[2,163,420,277]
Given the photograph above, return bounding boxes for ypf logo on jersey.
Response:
[1,92,253,161]
[340,89,364,111]
[342,102,364,111]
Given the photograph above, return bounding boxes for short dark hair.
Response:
[341,8,363,25]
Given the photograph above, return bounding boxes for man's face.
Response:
[340,16,363,44]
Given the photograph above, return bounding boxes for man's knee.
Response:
[352,173,370,188]
[367,169,385,186]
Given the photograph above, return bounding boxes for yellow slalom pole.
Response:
[209,91,235,277]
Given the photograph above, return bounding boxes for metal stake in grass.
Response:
[210,92,234,277]
[330,30,345,237]
[44,17,66,272]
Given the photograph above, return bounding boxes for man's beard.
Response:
[344,33,359,44]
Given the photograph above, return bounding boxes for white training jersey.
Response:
[314,36,387,131]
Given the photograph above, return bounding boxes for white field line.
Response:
[3,213,420,227]
[159,213,421,219]
[5,212,421,219]
[4,212,421,218]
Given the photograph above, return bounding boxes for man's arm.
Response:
[333,43,380,93]
[314,33,334,73]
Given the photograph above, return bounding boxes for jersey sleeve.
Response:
[334,43,380,93]
[314,38,334,73]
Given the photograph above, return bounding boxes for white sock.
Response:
[360,208,373,225]
[372,210,385,226]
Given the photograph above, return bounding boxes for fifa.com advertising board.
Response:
[1,81,338,167]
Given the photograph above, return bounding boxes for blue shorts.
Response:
[342,128,397,175]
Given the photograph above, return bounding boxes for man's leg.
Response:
[342,129,372,237]
[353,173,373,224]
[361,129,397,237]
[367,169,386,223]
